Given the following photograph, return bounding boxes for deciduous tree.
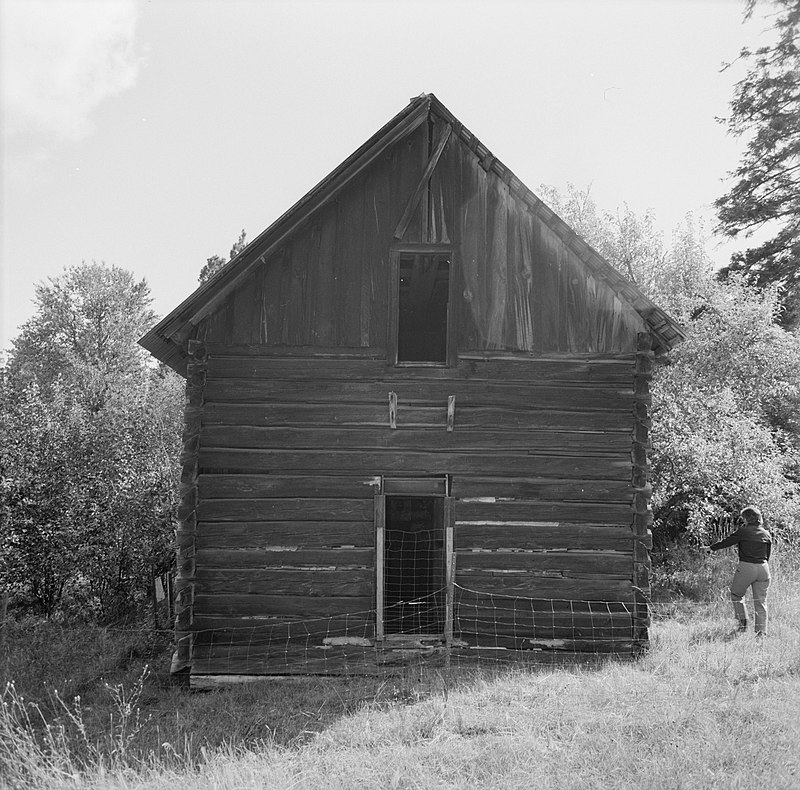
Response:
[543,185,800,542]
[0,262,183,621]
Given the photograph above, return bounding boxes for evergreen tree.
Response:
[197,229,247,285]
[716,0,800,327]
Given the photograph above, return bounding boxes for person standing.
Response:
[709,507,772,636]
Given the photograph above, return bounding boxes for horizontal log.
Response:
[204,345,636,362]
[206,344,384,358]
[455,623,635,642]
[195,547,373,570]
[453,588,636,614]
[202,403,634,432]
[191,642,378,664]
[455,573,632,601]
[198,449,632,480]
[194,594,374,618]
[451,477,633,502]
[196,521,374,549]
[200,474,381,499]
[455,549,630,575]
[205,355,635,385]
[456,500,632,526]
[455,523,636,552]
[199,425,633,455]
[188,612,643,647]
[203,379,634,412]
[447,648,635,666]
[189,654,384,676]
[454,634,637,653]
[190,614,375,643]
[199,497,632,525]
[195,568,373,597]
[198,498,373,522]
[453,610,636,634]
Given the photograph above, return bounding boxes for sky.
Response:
[0,0,773,355]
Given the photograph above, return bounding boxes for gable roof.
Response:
[140,93,685,374]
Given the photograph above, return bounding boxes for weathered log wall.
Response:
[185,350,641,674]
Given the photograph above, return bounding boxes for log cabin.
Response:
[140,93,684,684]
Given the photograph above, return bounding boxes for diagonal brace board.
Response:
[393,122,452,240]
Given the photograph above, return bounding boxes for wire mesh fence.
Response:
[187,583,645,677]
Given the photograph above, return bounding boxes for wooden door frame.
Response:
[374,477,454,641]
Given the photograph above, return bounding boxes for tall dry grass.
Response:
[2,549,799,789]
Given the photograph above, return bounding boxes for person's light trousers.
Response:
[730,561,771,634]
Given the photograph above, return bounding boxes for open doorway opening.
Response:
[384,496,445,634]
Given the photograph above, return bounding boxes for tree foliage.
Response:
[716,0,800,327]
[544,184,800,542]
[651,279,800,542]
[197,229,247,285]
[7,262,157,412]
[0,262,183,621]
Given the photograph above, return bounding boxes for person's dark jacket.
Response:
[710,525,772,564]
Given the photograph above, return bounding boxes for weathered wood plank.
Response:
[455,500,632,526]
[456,624,634,642]
[202,402,634,432]
[448,647,635,666]
[194,594,374,618]
[204,344,383,358]
[190,614,374,642]
[197,498,373,522]
[202,379,634,412]
[199,474,380,499]
[192,642,377,663]
[455,573,631,601]
[313,206,338,345]
[451,477,633,502]
[189,650,383,676]
[394,122,452,240]
[194,548,373,570]
[454,634,636,653]
[196,521,374,549]
[198,449,632,480]
[455,523,635,551]
[199,425,632,455]
[455,550,630,575]
[204,355,635,385]
[335,172,365,346]
[195,568,373,597]
[453,589,635,614]
[454,608,636,633]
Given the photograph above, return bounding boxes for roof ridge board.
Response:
[144,94,433,345]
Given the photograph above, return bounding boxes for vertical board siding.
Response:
[196,123,647,356]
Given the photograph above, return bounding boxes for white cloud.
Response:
[2,0,141,152]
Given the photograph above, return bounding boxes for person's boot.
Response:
[736,618,749,633]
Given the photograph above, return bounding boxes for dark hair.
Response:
[740,506,763,525]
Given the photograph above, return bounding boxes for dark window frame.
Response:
[387,244,458,367]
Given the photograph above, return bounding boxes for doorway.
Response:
[383,496,446,635]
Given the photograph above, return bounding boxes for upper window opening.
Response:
[397,253,450,363]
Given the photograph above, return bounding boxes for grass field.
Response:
[2,551,799,789]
